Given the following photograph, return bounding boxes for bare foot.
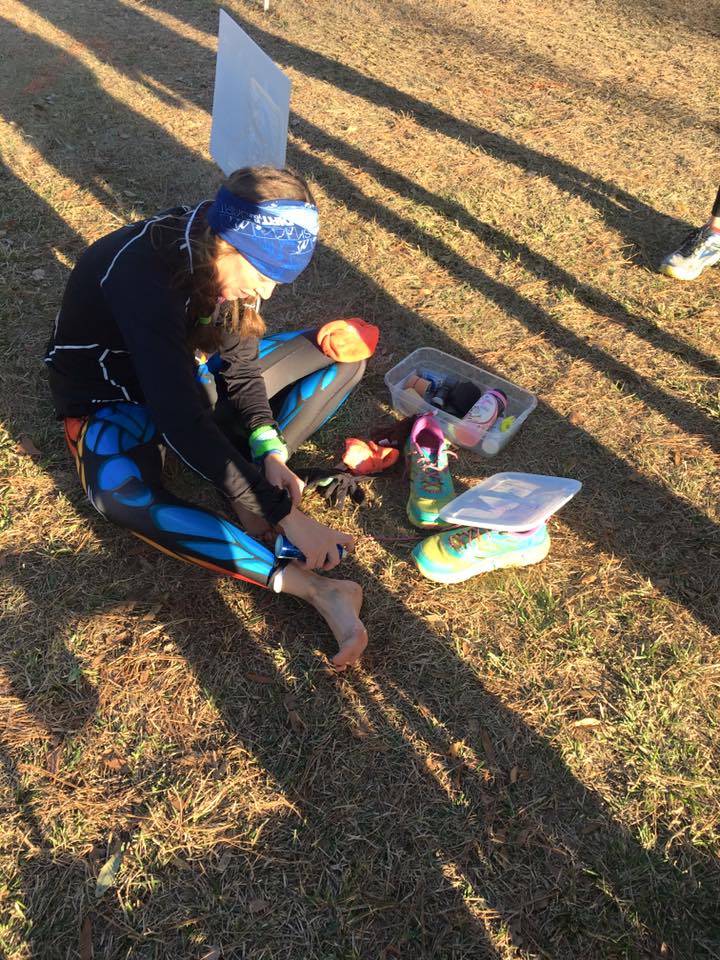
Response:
[280,567,368,670]
[230,502,273,542]
[313,579,367,670]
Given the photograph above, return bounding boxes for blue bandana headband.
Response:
[205,186,319,284]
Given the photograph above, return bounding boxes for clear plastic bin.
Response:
[384,347,537,456]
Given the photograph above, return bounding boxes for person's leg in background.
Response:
[64,402,367,667]
[660,186,720,280]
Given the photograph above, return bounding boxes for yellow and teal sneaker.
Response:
[405,413,456,529]
[412,524,550,583]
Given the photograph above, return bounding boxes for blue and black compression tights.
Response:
[64,330,365,588]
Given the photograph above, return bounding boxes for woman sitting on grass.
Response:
[44,166,368,670]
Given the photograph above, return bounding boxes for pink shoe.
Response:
[405,414,456,529]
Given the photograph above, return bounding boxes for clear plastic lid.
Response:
[439,472,582,531]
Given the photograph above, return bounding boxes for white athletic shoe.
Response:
[659,224,720,280]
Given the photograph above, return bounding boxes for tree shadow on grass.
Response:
[4,506,717,958]
[0,6,718,957]
[16,0,702,270]
[12,0,719,385]
[0,539,99,959]
[2,11,718,634]
[137,0,697,265]
[387,0,720,139]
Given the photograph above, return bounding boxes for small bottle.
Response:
[480,415,516,455]
[275,535,345,563]
[463,388,508,436]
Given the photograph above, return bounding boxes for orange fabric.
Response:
[63,416,87,458]
[316,317,379,363]
[342,438,399,475]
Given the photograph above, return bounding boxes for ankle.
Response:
[278,563,321,603]
[707,216,720,233]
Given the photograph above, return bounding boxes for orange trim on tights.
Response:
[130,531,270,588]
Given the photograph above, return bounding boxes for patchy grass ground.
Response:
[1,0,719,957]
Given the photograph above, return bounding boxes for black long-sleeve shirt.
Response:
[44,205,292,524]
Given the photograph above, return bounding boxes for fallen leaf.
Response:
[672,449,681,467]
[283,693,299,711]
[95,850,123,897]
[138,603,163,621]
[479,729,498,769]
[79,915,93,960]
[423,754,444,777]
[31,268,45,281]
[448,741,464,759]
[246,672,273,684]
[568,412,586,426]
[216,850,232,873]
[103,753,127,772]
[46,745,63,774]
[287,709,306,735]
[248,897,270,914]
[571,717,603,728]
[17,437,42,459]
[514,826,534,845]
[451,765,464,792]
[507,918,525,949]
[510,766,519,784]
[199,948,221,960]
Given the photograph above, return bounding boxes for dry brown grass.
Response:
[1,0,719,957]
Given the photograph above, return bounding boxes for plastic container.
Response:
[384,347,537,456]
[439,472,582,532]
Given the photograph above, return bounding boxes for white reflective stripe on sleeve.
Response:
[99,213,175,287]
[161,433,215,485]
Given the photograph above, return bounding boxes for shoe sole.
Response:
[413,539,551,583]
[660,257,720,281]
[406,502,452,530]
[660,264,705,281]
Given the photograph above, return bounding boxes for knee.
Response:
[335,358,366,392]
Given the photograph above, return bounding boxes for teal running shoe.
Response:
[412,524,550,583]
[405,413,456,529]
[659,224,720,280]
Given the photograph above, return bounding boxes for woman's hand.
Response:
[278,507,354,572]
[264,453,305,508]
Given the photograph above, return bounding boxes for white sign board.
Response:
[210,9,291,175]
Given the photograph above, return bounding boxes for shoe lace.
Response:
[676,225,710,257]
[448,527,482,551]
[414,447,456,494]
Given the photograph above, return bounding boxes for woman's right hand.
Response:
[278,508,354,572]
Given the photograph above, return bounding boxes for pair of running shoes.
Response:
[405,414,550,583]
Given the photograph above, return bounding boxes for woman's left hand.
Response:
[264,454,305,508]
